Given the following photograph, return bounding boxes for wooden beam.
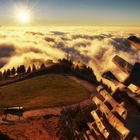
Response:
[92,96,130,139]
[119,86,140,107]
[129,40,140,50]
[85,130,96,140]
[97,86,127,119]
[136,89,140,96]
[87,122,104,140]
[128,84,140,96]
[83,133,89,140]
[91,110,110,139]
[112,55,133,74]
[102,71,120,86]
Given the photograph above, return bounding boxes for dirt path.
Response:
[68,76,98,94]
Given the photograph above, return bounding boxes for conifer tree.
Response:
[11,67,16,75]
[7,69,11,77]
[40,63,45,69]
[27,66,31,73]
[32,64,36,72]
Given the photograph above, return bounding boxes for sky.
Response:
[0,0,140,26]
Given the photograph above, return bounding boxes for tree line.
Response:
[0,58,98,84]
[0,64,39,80]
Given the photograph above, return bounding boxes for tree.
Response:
[6,69,11,77]
[75,65,80,72]
[3,70,7,79]
[17,65,26,75]
[40,63,46,69]
[11,67,16,75]
[20,65,26,74]
[32,64,36,72]
[17,66,20,75]
[27,66,31,73]
[59,58,73,67]
[0,72,2,80]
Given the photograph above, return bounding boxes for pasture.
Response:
[0,74,91,110]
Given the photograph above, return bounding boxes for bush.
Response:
[58,104,95,140]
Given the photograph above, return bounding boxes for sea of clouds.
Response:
[0,26,140,81]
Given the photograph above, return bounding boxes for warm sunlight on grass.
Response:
[0,75,90,110]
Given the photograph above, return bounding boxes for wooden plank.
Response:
[136,89,140,95]
[112,55,133,74]
[129,40,140,50]
[83,133,89,140]
[128,94,140,106]
[85,130,96,140]
[97,86,127,119]
[102,71,120,86]
[92,96,130,139]
[91,110,110,139]
[132,136,139,140]
[128,84,139,93]
[119,86,140,107]
[87,122,103,140]
[128,84,140,96]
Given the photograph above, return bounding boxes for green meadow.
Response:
[0,74,91,110]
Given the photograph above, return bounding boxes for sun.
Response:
[18,11,30,23]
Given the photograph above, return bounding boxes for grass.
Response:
[0,74,91,110]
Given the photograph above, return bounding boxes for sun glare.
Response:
[18,11,30,23]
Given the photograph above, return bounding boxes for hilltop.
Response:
[0,58,98,110]
[0,74,97,111]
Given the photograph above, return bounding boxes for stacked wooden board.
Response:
[84,85,139,140]
[79,55,140,140]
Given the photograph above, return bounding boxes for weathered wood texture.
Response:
[91,110,110,139]
[92,96,130,139]
[112,55,133,74]
[97,86,127,119]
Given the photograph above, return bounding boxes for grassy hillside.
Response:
[0,74,91,110]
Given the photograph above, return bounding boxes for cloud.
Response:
[21,47,45,54]
[109,38,134,52]
[0,34,7,38]
[29,58,54,66]
[44,37,55,43]
[72,34,112,40]
[72,41,91,48]
[0,43,15,57]
[0,43,16,67]
[87,36,140,81]
[50,31,67,36]
[26,31,44,36]
[61,37,72,41]
[0,58,9,68]
[0,26,140,83]
[53,41,90,63]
